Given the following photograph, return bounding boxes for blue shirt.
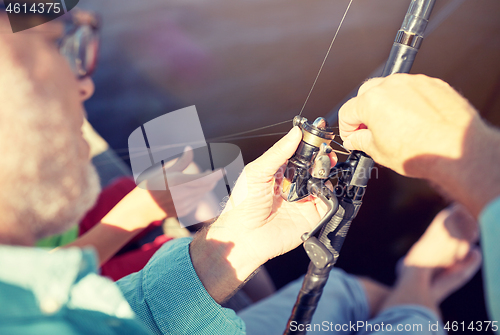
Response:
[0,237,245,335]
[1,199,499,335]
[479,196,500,329]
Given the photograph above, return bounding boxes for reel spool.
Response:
[281,116,336,202]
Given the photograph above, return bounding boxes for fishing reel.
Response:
[281,115,373,204]
[281,116,374,334]
[281,115,336,202]
[280,115,374,269]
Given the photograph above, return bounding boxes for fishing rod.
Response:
[281,1,436,333]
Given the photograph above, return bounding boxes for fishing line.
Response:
[331,149,350,156]
[209,132,289,142]
[91,131,292,167]
[92,1,356,168]
[92,131,351,169]
[298,0,354,117]
[330,138,351,155]
[108,0,353,157]
[210,0,354,147]
[209,0,354,139]
[210,119,293,141]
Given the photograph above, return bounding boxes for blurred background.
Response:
[80,0,500,332]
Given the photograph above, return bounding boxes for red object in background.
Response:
[79,177,173,281]
[100,234,172,281]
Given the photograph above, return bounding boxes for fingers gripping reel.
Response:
[280,116,374,269]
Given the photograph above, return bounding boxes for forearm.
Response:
[190,220,261,304]
[118,237,246,334]
[427,122,500,217]
[381,268,438,316]
[63,187,166,265]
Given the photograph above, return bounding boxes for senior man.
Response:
[0,6,338,334]
[0,5,495,335]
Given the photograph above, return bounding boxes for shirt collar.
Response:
[0,245,97,316]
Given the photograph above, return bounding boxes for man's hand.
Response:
[382,204,481,315]
[339,74,481,177]
[190,127,337,303]
[339,74,500,216]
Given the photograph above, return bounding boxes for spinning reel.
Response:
[280,116,374,335]
[281,116,373,270]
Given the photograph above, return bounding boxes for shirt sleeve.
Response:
[116,237,246,335]
[479,196,500,328]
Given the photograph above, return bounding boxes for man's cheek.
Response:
[1,39,37,77]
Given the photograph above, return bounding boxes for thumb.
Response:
[250,126,302,177]
[166,146,194,173]
[342,129,374,154]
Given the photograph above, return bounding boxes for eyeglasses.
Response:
[58,11,100,78]
[0,5,101,79]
